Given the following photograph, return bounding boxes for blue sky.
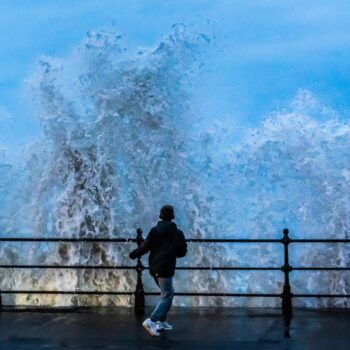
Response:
[1,0,350,155]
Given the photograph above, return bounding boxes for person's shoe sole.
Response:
[156,325,173,331]
[156,321,173,331]
[143,322,160,337]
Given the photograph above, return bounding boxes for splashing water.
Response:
[0,25,350,307]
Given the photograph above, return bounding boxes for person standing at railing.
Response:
[129,204,187,337]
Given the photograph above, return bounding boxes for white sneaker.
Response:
[156,321,173,331]
[142,318,160,337]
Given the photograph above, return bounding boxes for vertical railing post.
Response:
[281,228,293,315]
[134,228,145,314]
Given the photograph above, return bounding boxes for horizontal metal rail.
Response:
[2,237,350,243]
[0,237,280,243]
[0,290,133,295]
[2,265,350,271]
[291,239,350,243]
[0,237,136,243]
[0,265,135,269]
[0,290,280,297]
[293,294,350,298]
[2,290,350,298]
[1,228,350,315]
[147,292,280,297]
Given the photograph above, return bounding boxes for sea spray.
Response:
[1,24,212,306]
[1,25,350,307]
[192,90,350,307]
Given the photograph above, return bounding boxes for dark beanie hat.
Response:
[159,205,175,221]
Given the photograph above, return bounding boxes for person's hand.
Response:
[129,251,137,259]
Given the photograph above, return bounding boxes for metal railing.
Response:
[1,228,350,314]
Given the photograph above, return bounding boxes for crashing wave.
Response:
[0,24,349,307]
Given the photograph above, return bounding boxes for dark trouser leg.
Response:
[150,277,174,322]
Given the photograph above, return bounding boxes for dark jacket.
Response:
[129,221,187,278]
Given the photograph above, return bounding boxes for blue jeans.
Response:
[150,277,174,322]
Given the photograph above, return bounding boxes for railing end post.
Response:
[281,227,293,315]
[134,228,145,315]
[281,289,293,316]
[281,228,291,245]
[136,228,144,247]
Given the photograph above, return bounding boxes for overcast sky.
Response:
[1,0,350,155]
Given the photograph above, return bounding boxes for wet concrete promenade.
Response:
[0,307,349,349]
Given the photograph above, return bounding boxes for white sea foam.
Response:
[0,25,349,307]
